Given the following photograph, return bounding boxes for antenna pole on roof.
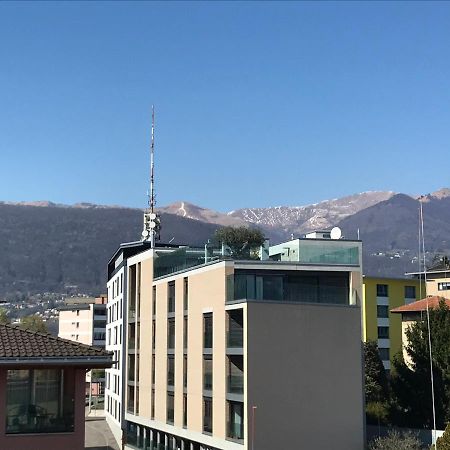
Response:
[141,105,161,246]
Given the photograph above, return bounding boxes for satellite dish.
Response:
[142,229,149,237]
[330,227,342,240]
[149,221,157,229]
[150,213,157,220]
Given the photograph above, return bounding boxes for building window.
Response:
[183,394,188,428]
[377,305,389,318]
[183,316,188,350]
[168,318,175,350]
[6,369,75,434]
[152,286,156,315]
[227,309,244,348]
[376,284,388,297]
[203,356,213,391]
[167,356,175,387]
[227,355,244,394]
[379,348,390,361]
[183,355,187,388]
[152,354,155,386]
[151,389,155,420]
[168,281,175,313]
[438,282,450,291]
[378,326,389,339]
[227,401,244,440]
[203,313,213,349]
[405,285,416,298]
[183,277,188,311]
[152,320,156,350]
[203,397,213,434]
[167,392,174,424]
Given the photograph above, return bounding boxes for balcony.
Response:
[227,270,350,305]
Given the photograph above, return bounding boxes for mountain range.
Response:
[1,188,449,299]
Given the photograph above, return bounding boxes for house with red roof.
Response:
[0,324,112,450]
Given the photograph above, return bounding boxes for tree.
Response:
[0,308,10,325]
[214,226,265,259]
[433,422,450,450]
[19,315,48,333]
[364,341,390,425]
[390,299,450,429]
[369,430,422,450]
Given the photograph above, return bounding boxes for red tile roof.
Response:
[391,296,450,313]
[0,324,112,367]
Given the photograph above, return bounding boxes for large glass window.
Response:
[203,397,213,434]
[378,326,389,339]
[227,355,243,394]
[377,305,389,318]
[168,281,175,313]
[203,356,213,391]
[227,309,243,348]
[168,319,175,350]
[167,392,174,424]
[405,285,416,298]
[167,357,175,387]
[203,313,213,349]
[183,277,189,311]
[227,401,244,440]
[152,286,156,316]
[183,394,187,428]
[232,271,349,305]
[377,284,389,297]
[6,369,75,434]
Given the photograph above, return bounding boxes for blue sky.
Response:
[1,1,449,211]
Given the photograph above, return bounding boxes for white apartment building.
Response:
[105,242,152,445]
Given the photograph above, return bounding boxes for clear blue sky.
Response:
[1,1,449,211]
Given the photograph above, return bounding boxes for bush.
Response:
[433,423,450,450]
[370,430,423,450]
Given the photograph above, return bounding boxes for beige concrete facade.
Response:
[120,246,364,450]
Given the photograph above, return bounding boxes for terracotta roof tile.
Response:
[0,324,112,365]
[391,296,450,313]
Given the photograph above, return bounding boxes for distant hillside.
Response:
[337,193,450,277]
[1,188,450,297]
[0,204,220,298]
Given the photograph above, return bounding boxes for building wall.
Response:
[363,277,421,369]
[0,367,86,450]
[426,276,450,299]
[126,258,241,449]
[105,265,126,441]
[246,302,365,450]
[59,307,93,345]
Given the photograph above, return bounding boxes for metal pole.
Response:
[420,199,437,447]
[251,405,257,450]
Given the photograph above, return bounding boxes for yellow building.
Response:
[362,276,422,371]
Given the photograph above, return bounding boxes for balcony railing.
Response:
[6,408,74,434]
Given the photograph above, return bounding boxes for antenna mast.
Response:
[142,105,161,246]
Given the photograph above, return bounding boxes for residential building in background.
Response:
[58,296,107,397]
[0,324,112,450]
[108,235,365,450]
[362,277,421,371]
[391,296,450,364]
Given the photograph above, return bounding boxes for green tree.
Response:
[390,299,450,429]
[365,341,390,425]
[434,422,450,450]
[19,315,48,333]
[369,430,422,450]
[0,308,10,325]
[214,226,265,259]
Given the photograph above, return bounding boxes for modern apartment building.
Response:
[362,277,421,371]
[107,236,365,450]
[105,242,152,444]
